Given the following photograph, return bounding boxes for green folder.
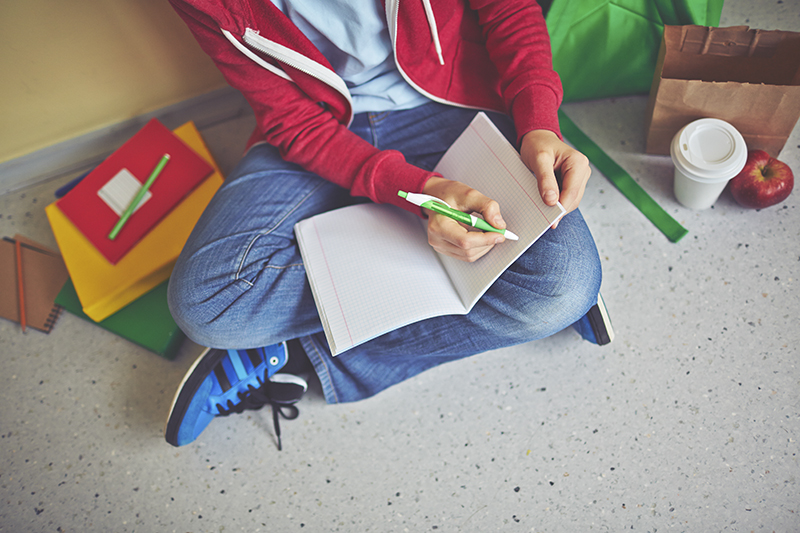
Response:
[55,278,185,360]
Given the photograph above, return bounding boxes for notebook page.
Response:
[434,113,566,309]
[295,203,466,356]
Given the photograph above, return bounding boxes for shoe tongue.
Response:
[264,376,307,404]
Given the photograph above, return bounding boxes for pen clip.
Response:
[401,192,452,209]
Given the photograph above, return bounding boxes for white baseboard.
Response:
[0,86,250,196]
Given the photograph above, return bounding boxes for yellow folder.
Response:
[46,121,223,322]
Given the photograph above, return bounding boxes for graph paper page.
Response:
[295,203,465,356]
[434,113,566,309]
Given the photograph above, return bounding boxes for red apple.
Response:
[729,150,794,209]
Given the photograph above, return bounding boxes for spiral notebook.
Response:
[294,113,566,355]
[0,236,68,333]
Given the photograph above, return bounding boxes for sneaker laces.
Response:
[215,376,300,451]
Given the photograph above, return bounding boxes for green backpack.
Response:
[543,0,725,102]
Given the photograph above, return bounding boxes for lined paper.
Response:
[294,113,565,355]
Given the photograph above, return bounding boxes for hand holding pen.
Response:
[399,190,519,239]
[404,177,514,263]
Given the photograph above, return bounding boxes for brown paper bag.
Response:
[645,25,800,157]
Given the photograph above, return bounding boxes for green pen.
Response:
[108,153,170,240]
[398,190,519,241]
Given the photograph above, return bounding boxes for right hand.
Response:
[421,177,510,263]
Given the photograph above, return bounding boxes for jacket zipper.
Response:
[241,28,354,116]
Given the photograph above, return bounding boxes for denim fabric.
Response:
[168,102,602,404]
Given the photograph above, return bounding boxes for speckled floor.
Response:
[2,2,799,532]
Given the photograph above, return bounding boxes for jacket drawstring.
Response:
[421,0,445,65]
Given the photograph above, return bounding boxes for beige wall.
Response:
[0,0,228,164]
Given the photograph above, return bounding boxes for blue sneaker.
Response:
[574,293,615,345]
[165,343,307,449]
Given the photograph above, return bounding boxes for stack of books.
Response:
[45,119,223,358]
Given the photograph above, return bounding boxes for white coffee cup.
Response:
[670,118,747,209]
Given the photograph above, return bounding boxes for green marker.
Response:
[398,190,518,241]
[108,153,170,240]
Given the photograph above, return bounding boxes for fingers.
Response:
[520,129,592,228]
[521,138,561,228]
[529,151,560,207]
[478,195,506,231]
[427,214,504,262]
[558,153,590,212]
[547,152,590,229]
[552,142,591,213]
[421,177,509,262]
[423,176,505,226]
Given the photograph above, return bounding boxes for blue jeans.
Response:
[168,103,602,404]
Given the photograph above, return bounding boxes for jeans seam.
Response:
[234,263,306,288]
[234,182,326,282]
[367,112,389,146]
[368,111,389,125]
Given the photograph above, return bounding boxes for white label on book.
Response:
[97,168,152,216]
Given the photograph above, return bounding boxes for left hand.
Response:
[519,129,591,228]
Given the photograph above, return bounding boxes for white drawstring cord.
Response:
[420,0,445,65]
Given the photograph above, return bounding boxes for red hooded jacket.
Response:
[169,0,563,213]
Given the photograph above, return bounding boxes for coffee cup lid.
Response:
[671,118,747,182]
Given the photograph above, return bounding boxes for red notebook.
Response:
[56,118,214,264]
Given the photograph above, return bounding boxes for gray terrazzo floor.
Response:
[2,1,799,531]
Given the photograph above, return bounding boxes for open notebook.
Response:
[294,113,566,355]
